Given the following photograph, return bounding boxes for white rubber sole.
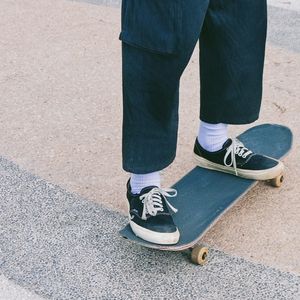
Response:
[129,220,180,245]
[194,153,284,180]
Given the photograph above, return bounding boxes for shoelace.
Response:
[139,187,178,220]
[223,139,253,176]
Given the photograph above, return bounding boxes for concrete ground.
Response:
[0,0,299,299]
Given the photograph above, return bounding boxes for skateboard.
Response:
[119,124,293,265]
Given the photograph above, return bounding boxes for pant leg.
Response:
[199,0,267,124]
[120,0,209,173]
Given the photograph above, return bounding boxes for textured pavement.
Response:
[0,0,300,299]
[0,275,43,300]
[0,154,299,299]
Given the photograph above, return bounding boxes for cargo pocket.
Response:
[119,0,182,55]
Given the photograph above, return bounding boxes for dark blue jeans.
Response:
[119,0,267,173]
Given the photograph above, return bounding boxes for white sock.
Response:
[197,121,228,152]
[130,171,161,194]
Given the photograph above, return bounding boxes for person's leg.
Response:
[121,0,209,175]
[120,0,209,244]
[121,40,180,193]
[199,0,267,124]
[197,0,266,152]
[121,0,209,194]
[194,0,283,180]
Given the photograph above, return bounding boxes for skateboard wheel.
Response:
[191,245,209,265]
[270,174,284,187]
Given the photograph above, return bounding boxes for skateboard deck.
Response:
[119,124,293,262]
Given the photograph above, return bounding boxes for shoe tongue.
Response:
[139,185,159,195]
[222,138,232,149]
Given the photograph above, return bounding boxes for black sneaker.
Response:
[193,137,284,180]
[126,179,180,245]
